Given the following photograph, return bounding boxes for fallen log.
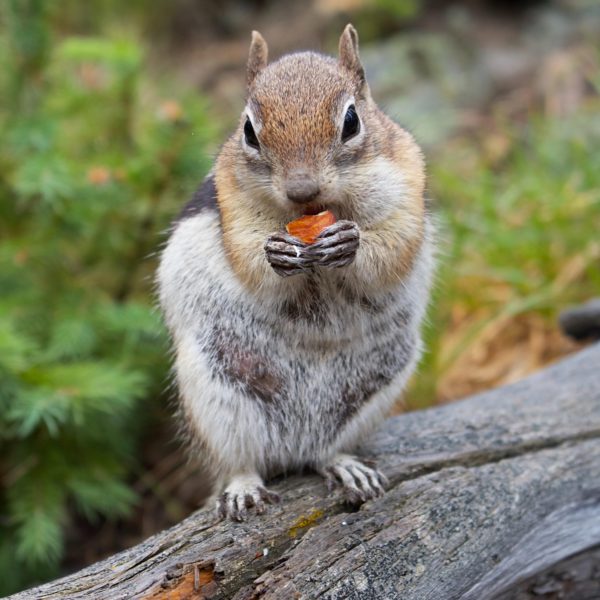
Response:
[9,344,600,600]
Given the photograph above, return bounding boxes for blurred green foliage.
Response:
[344,0,420,43]
[438,115,600,313]
[410,108,600,406]
[0,1,214,593]
[1,0,599,595]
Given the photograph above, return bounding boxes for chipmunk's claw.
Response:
[310,220,359,269]
[265,232,313,277]
[321,454,387,505]
[216,476,280,522]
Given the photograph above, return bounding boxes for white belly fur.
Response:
[158,211,433,478]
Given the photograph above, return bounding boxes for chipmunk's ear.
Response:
[338,24,366,91]
[247,30,268,89]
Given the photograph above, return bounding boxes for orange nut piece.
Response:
[285,210,336,244]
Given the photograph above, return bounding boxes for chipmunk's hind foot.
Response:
[216,474,280,522]
[321,454,387,505]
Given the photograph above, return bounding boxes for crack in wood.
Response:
[385,427,600,487]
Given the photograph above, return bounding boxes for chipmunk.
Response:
[157,25,434,521]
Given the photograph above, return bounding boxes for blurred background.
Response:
[1,0,599,594]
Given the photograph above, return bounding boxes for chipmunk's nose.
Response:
[285,171,320,204]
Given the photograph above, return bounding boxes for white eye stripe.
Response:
[339,97,364,144]
[339,97,359,128]
[244,106,262,133]
[242,136,260,154]
[341,97,356,120]
[242,106,262,154]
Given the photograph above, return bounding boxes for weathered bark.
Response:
[9,344,600,600]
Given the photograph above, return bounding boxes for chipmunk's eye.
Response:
[341,104,360,142]
[244,117,260,150]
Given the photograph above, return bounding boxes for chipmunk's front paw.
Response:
[310,220,359,269]
[320,454,387,505]
[265,232,313,277]
[216,474,280,522]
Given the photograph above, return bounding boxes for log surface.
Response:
[8,344,600,600]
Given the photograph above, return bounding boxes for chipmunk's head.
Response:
[215,25,425,290]
[234,25,391,219]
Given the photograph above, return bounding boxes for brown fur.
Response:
[247,31,268,89]
[361,111,426,286]
[217,26,426,293]
[339,24,367,93]
[250,53,349,172]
